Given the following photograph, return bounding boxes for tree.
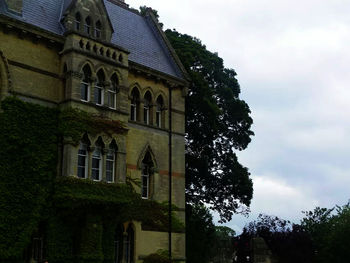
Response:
[240,214,314,263]
[165,29,254,222]
[301,203,350,263]
[139,5,163,28]
[186,205,216,263]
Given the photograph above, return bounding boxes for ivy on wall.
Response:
[59,107,127,144]
[0,97,183,262]
[0,97,58,260]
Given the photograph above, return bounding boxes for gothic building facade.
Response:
[0,0,187,262]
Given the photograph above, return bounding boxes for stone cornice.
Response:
[129,61,188,90]
[0,14,64,47]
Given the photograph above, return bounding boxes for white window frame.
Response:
[107,88,116,109]
[77,142,88,179]
[80,81,90,102]
[144,104,150,125]
[84,18,91,35]
[106,149,115,183]
[130,102,137,121]
[75,20,81,31]
[92,147,102,181]
[94,83,104,106]
[156,104,161,128]
[95,28,101,39]
[141,164,150,199]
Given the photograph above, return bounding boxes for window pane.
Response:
[78,167,85,178]
[92,158,100,169]
[141,175,148,198]
[130,104,136,121]
[156,112,161,127]
[81,83,88,101]
[92,169,99,180]
[78,155,86,166]
[94,87,102,105]
[108,91,115,108]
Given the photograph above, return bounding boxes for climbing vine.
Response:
[0,97,183,262]
[58,107,127,144]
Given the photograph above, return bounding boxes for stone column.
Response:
[62,137,76,177]
[116,151,126,183]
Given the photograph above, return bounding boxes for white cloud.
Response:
[127,0,350,231]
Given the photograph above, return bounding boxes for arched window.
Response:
[95,70,105,106]
[84,16,91,35]
[75,12,81,31]
[106,140,117,183]
[92,137,104,181]
[143,91,152,125]
[81,65,91,101]
[95,20,102,38]
[108,74,118,109]
[141,152,153,199]
[77,134,90,179]
[23,223,45,263]
[156,95,164,128]
[124,225,135,263]
[130,88,140,121]
[114,225,123,263]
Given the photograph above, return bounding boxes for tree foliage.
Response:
[186,205,216,263]
[301,203,350,263]
[165,29,254,222]
[238,214,314,263]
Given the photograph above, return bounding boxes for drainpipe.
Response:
[168,85,173,260]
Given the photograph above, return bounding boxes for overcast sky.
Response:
[127,0,350,233]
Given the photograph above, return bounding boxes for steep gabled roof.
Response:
[0,0,187,80]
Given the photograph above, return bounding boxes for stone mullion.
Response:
[61,138,77,177]
[116,151,126,183]
[139,100,144,123]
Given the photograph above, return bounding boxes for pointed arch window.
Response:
[114,225,123,263]
[95,70,105,106]
[106,141,117,183]
[144,91,152,125]
[114,225,134,263]
[81,65,91,101]
[78,142,88,179]
[156,95,164,128]
[108,74,118,109]
[141,152,153,199]
[130,88,140,121]
[92,137,104,181]
[95,20,102,39]
[124,225,135,263]
[84,16,91,35]
[75,12,81,31]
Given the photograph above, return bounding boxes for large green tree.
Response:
[165,29,254,222]
[301,203,350,263]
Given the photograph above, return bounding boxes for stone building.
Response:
[0,0,188,262]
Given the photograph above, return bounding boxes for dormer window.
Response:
[95,20,102,39]
[84,17,91,35]
[75,12,81,31]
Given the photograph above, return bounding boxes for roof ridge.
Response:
[106,0,140,16]
[144,10,189,81]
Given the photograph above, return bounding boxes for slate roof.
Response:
[0,0,183,79]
